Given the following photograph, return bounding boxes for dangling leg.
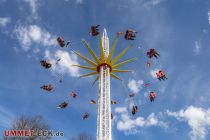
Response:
[154,54,158,58]
[131,34,136,38]
[130,37,135,40]
[164,75,168,80]
[66,41,70,47]
[150,97,153,102]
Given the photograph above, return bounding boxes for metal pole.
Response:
[97,29,111,140]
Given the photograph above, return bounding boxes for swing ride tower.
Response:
[97,29,111,140]
[73,29,136,140]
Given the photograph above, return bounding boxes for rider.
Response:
[57,36,70,47]
[90,99,96,104]
[41,84,53,91]
[57,101,68,109]
[129,93,135,98]
[124,29,137,40]
[90,25,100,36]
[132,106,138,115]
[147,48,160,59]
[149,92,156,102]
[156,70,167,81]
[70,91,77,98]
[40,60,52,69]
[111,100,117,105]
[83,112,89,120]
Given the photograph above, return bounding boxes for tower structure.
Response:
[73,29,136,140]
[97,29,111,140]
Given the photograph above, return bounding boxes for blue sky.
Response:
[0,0,210,139]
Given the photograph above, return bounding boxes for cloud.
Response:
[115,106,167,134]
[208,11,210,24]
[14,24,80,78]
[115,107,127,113]
[14,25,57,51]
[149,68,159,78]
[45,50,80,77]
[23,0,39,19]
[64,0,83,4]
[143,0,166,9]
[76,0,83,4]
[115,105,210,138]
[0,106,15,129]
[0,17,11,27]
[127,79,144,93]
[194,40,201,55]
[167,106,210,140]
[202,29,207,34]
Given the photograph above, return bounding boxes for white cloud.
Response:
[45,50,80,77]
[149,68,159,79]
[167,106,210,140]
[208,11,210,24]
[143,0,166,9]
[14,24,80,78]
[64,0,83,4]
[14,25,57,51]
[128,79,144,93]
[202,29,207,34]
[76,0,83,4]
[0,17,11,27]
[194,40,201,55]
[0,106,15,129]
[115,106,167,133]
[24,0,39,19]
[115,107,127,113]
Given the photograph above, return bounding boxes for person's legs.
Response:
[163,76,166,80]
[131,34,136,37]
[132,111,135,115]
[154,54,157,58]
[66,41,70,46]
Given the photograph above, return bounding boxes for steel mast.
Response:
[97,29,111,140]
